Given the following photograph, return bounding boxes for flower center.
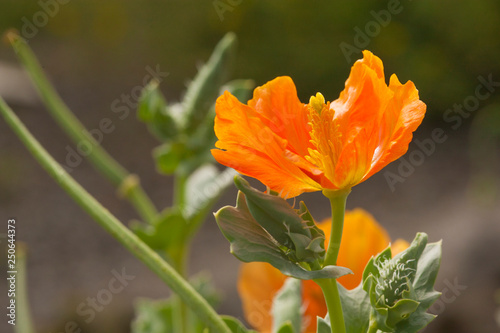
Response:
[309,92,325,114]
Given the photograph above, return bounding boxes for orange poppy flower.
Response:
[238,209,409,333]
[212,51,426,198]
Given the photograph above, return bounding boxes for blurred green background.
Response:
[0,0,499,332]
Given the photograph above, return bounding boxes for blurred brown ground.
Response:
[1,1,500,332]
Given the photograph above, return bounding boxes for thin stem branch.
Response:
[4,30,158,224]
[0,98,231,333]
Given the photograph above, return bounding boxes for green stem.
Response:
[171,243,189,333]
[322,188,351,267]
[0,98,231,333]
[316,279,345,333]
[174,173,188,208]
[4,30,158,224]
[15,244,35,333]
[317,188,351,333]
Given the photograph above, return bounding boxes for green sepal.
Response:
[362,247,392,283]
[183,32,237,133]
[214,191,352,280]
[234,176,325,263]
[362,233,442,333]
[272,278,302,333]
[137,80,179,141]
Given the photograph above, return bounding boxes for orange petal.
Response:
[328,51,394,188]
[213,90,321,197]
[391,238,410,255]
[328,51,426,188]
[238,262,286,333]
[302,279,327,332]
[248,76,312,157]
[362,74,427,180]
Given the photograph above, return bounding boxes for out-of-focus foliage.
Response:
[1,0,499,120]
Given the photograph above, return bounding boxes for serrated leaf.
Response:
[138,80,179,141]
[272,278,301,333]
[183,32,237,133]
[214,191,352,280]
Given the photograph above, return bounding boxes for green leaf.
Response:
[316,315,332,333]
[153,142,185,175]
[214,191,352,280]
[393,241,442,333]
[220,315,258,333]
[275,322,295,333]
[183,32,237,133]
[234,176,325,263]
[131,208,188,258]
[184,164,237,222]
[131,298,174,333]
[361,233,442,333]
[220,79,255,103]
[189,272,222,309]
[338,284,371,333]
[138,80,179,141]
[272,278,302,333]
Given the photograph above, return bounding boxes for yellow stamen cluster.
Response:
[309,92,325,114]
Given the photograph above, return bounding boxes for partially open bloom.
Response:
[212,51,426,198]
[238,209,409,333]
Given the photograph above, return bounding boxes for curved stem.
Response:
[4,30,158,224]
[0,98,231,333]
